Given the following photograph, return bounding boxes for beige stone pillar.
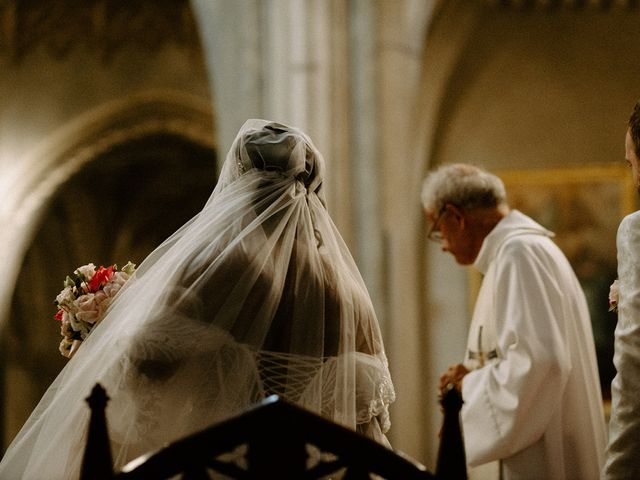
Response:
[375,0,438,464]
[408,0,485,468]
[190,0,354,238]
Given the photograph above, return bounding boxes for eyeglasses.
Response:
[427,207,447,243]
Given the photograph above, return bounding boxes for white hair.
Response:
[421,163,507,214]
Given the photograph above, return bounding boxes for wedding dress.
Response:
[0,119,395,479]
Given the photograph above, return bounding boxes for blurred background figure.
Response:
[603,100,640,479]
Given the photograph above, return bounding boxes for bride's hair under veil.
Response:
[0,119,395,479]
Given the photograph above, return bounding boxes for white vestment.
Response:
[461,210,607,480]
[603,210,640,479]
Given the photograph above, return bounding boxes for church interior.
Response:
[1,0,639,477]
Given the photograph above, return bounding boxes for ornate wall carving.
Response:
[0,0,201,64]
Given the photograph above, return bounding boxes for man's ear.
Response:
[445,204,466,228]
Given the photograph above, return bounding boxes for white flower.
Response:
[77,322,91,339]
[74,263,96,281]
[56,286,75,307]
[609,279,620,313]
[60,317,74,336]
[59,337,74,357]
[61,313,92,339]
[67,310,83,332]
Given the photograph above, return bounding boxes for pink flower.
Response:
[102,271,129,297]
[73,293,101,325]
[609,279,620,313]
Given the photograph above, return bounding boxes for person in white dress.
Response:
[603,101,640,479]
[0,119,395,479]
[422,164,607,480]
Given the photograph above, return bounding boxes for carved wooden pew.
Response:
[80,383,466,479]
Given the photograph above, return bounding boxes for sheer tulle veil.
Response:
[0,119,395,479]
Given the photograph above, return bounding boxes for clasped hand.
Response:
[439,363,469,394]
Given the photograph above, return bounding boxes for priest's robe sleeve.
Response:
[604,212,640,479]
[461,239,573,466]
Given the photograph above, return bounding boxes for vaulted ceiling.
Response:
[483,0,639,9]
[0,0,202,64]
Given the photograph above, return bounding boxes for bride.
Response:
[0,119,395,479]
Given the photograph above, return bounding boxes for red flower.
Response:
[88,265,115,292]
[54,309,64,321]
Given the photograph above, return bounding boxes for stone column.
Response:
[374,0,437,462]
[408,0,484,467]
[190,0,263,155]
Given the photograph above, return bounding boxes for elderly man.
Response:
[603,101,640,479]
[422,163,606,480]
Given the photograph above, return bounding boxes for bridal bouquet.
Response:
[54,261,136,358]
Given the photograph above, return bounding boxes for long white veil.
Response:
[0,119,395,479]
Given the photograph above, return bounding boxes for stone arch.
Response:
[0,90,217,448]
[0,90,215,327]
[401,0,485,466]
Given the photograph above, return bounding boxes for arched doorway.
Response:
[1,94,217,451]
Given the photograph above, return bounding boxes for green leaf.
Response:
[121,261,137,275]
